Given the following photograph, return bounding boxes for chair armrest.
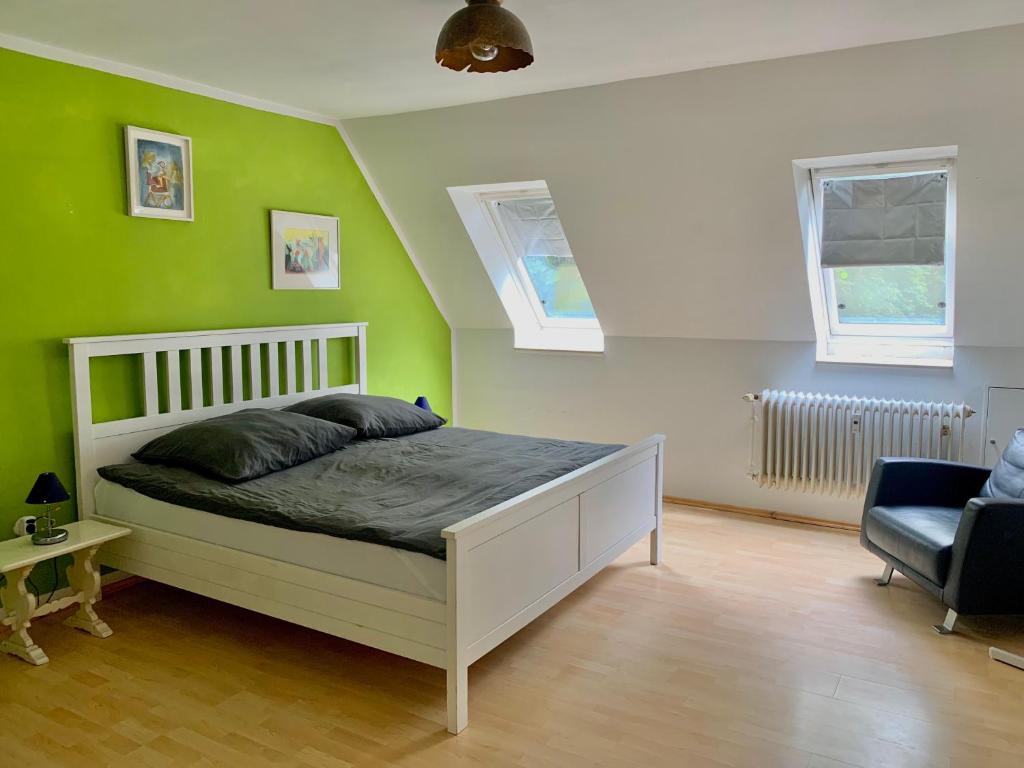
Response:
[863,458,991,513]
[944,497,1024,615]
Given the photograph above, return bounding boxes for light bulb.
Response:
[470,43,499,62]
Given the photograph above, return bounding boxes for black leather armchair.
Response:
[861,457,1024,634]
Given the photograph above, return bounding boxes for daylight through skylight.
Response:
[492,196,596,321]
[448,180,604,353]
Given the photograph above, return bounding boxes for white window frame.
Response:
[793,147,958,368]
[448,180,604,353]
[481,190,599,332]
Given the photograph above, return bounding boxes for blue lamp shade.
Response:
[414,395,433,413]
[25,472,70,505]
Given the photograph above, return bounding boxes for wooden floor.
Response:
[2,504,1022,768]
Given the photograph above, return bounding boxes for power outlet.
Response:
[13,516,37,537]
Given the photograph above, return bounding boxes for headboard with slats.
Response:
[64,323,367,518]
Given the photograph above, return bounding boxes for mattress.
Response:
[98,427,623,560]
[95,478,447,601]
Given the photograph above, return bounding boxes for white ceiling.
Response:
[2,1,1024,118]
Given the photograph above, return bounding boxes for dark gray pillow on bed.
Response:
[284,393,446,439]
[132,408,356,483]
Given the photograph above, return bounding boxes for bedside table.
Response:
[0,519,130,665]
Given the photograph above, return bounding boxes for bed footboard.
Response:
[442,434,665,733]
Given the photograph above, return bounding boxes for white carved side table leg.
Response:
[64,545,112,638]
[0,564,49,665]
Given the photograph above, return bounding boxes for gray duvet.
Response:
[98,427,623,560]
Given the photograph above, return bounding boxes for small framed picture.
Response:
[125,126,194,221]
[271,210,341,290]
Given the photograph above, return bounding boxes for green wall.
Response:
[0,48,452,547]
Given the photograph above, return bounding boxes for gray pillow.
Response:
[980,429,1024,498]
[132,408,356,483]
[284,393,446,439]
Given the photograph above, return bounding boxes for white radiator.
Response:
[745,389,975,497]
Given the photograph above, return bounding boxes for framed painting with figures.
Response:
[125,126,193,221]
[271,210,341,290]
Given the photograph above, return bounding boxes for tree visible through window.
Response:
[521,256,595,319]
[832,264,946,325]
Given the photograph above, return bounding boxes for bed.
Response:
[66,323,665,733]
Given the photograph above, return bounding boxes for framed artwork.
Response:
[125,126,194,221]
[271,210,341,290]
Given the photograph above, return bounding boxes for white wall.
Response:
[345,25,1024,345]
[456,332,1024,523]
[344,25,1024,523]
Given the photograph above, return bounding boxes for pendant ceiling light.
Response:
[435,0,534,73]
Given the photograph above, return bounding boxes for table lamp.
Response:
[25,472,70,545]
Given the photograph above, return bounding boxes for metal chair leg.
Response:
[933,608,958,635]
[875,565,894,586]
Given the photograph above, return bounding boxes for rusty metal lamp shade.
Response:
[436,0,534,73]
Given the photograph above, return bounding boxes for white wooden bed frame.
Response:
[65,323,665,734]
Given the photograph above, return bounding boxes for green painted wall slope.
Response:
[0,48,451,543]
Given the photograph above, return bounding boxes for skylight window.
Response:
[793,148,957,367]
[449,181,604,352]
[492,197,597,321]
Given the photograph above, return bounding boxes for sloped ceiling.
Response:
[342,25,1024,345]
[2,1,1024,118]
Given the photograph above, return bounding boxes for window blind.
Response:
[819,172,947,268]
[495,197,573,259]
